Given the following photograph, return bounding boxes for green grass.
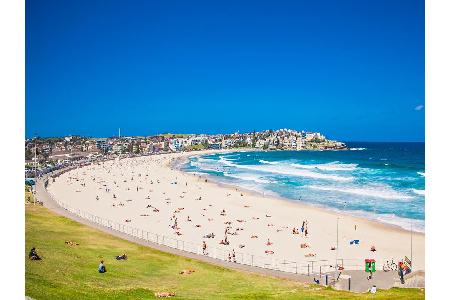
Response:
[25,205,424,299]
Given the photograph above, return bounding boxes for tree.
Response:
[201,139,209,149]
[25,149,33,161]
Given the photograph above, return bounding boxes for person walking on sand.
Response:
[202,241,207,255]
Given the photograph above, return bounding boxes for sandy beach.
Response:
[46,150,425,272]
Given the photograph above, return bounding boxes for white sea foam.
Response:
[308,185,413,200]
[259,159,278,165]
[342,210,425,232]
[218,156,237,166]
[198,156,353,182]
[223,172,271,184]
[291,161,358,171]
[191,158,223,172]
[238,164,353,182]
[412,189,425,196]
[349,147,367,151]
[417,172,425,177]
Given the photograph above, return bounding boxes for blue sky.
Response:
[26,0,424,141]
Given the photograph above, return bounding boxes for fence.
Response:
[41,173,369,278]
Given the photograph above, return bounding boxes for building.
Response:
[96,139,111,152]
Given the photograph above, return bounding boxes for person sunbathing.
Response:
[28,247,41,260]
[116,253,127,260]
[265,250,274,254]
[266,239,273,246]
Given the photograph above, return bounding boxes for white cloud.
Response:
[414,105,424,111]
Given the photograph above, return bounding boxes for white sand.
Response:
[47,150,424,271]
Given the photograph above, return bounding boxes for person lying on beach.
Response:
[219,239,229,245]
[265,250,274,254]
[266,239,273,246]
[29,247,41,260]
[251,235,258,239]
[300,243,309,248]
[203,233,215,238]
[116,253,127,260]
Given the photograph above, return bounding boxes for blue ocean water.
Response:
[182,142,425,232]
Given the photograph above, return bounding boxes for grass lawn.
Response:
[25,204,425,299]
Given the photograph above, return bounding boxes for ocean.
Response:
[182,142,425,232]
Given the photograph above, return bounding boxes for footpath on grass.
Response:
[35,171,414,293]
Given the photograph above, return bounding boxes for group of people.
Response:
[227,249,236,262]
[291,220,309,237]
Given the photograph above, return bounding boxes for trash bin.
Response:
[365,259,376,273]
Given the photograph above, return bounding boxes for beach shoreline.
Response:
[47,150,425,271]
[170,149,425,235]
